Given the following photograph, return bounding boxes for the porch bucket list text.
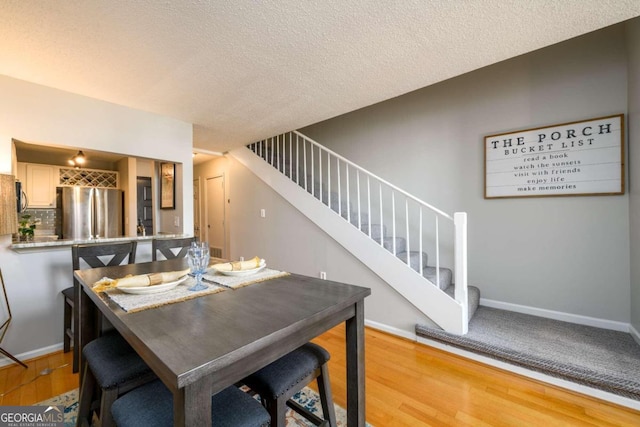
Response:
[484,114,624,199]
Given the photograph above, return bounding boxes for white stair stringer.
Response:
[230,147,467,335]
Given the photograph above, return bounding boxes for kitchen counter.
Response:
[9,234,191,252]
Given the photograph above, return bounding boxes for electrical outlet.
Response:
[174,216,180,227]
[260,209,266,218]
[320,271,327,280]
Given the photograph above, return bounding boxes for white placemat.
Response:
[103,276,226,313]
[202,268,289,289]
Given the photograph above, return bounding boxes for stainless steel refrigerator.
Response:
[60,187,123,240]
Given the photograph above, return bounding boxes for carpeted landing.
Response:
[416,306,640,400]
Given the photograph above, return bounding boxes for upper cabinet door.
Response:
[25,163,57,208]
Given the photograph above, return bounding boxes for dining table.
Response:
[74,257,371,426]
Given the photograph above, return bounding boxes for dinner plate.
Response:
[118,275,189,295]
[216,260,267,277]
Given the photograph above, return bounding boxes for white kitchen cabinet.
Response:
[18,163,58,208]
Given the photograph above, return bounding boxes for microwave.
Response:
[15,180,27,212]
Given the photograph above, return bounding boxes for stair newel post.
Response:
[454,212,469,333]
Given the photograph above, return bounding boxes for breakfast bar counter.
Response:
[9,233,190,252]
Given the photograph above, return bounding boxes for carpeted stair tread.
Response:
[397,251,428,272]
[373,236,406,254]
[360,223,386,240]
[415,306,640,400]
[424,266,453,290]
[443,284,480,319]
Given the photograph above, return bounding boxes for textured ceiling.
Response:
[1,1,639,152]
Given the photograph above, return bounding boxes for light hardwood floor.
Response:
[1,327,640,426]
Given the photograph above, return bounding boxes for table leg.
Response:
[173,377,213,427]
[345,299,365,427]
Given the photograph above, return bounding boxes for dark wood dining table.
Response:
[74,258,371,426]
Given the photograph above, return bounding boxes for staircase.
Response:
[230,131,480,334]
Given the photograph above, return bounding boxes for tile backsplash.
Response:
[20,208,59,232]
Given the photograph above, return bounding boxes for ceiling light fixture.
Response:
[74,151,86,165]
[68,151,86,168]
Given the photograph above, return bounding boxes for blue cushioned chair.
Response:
[111,379,270,427]
[151,236,195,261]
[77,332,156,427]
[64,241,138,373]
[242,342,337,427]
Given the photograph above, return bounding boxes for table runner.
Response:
[202,268,289,289]
[103,276,225,313]
[96,268,289,312]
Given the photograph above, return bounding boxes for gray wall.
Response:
[301,25,631,323]
[628,19,640,333]
[229,23,634,333]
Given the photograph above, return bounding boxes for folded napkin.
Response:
[211,256,263,272]
[93,268,190,292]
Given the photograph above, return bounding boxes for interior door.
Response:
[193,178,201,241]
[206,175,225,258]
[136,177,153,235]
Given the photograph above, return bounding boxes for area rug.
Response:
[416,306,640,400]
[36,386,357,427]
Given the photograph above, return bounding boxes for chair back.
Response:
[151,237,195,261]
[72,241,138,271]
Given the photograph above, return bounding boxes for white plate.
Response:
[118,275,189,295]
[215,261,266,277]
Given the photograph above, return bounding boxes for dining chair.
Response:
[151,236,196,261]
[111,379,271,427]
[77,331,156,427]
[241,342,337,427]
[62,241,138,373]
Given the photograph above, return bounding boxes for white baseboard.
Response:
[416,336,640,411]
[480,298,630,332]
[0,343,64,369]
[364,319,417,341]
[631,324,640,346]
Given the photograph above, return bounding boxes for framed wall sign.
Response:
[160,162,176,209]
[484,114,624,199]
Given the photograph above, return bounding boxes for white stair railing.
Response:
[247,131,468,319]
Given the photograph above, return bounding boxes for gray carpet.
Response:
[416,306,640,400]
